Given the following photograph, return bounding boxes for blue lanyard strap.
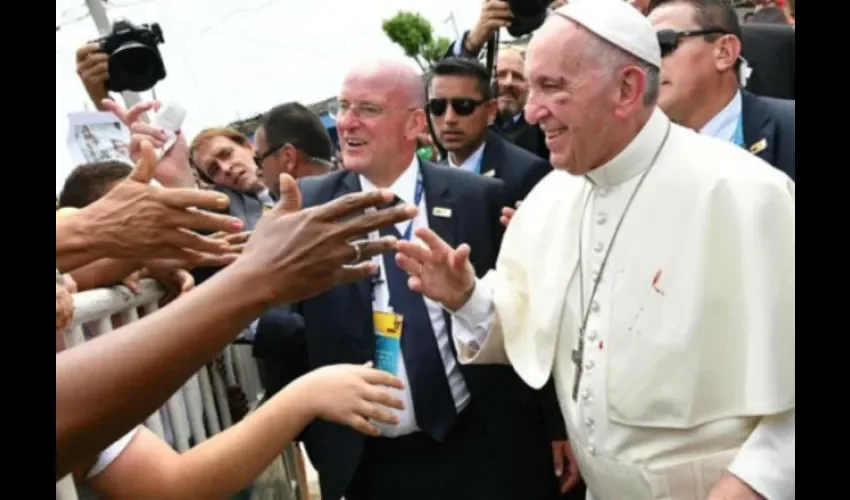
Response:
[402,177,424,241]
[732,115,745,147]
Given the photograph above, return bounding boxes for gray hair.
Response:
[583,34,660,107]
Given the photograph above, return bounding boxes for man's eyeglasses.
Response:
[253,143,335,171]
[427,98,487,117]
[656,28,731,57]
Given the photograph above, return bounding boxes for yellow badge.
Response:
[749,138,768,154]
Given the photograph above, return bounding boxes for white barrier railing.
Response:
[56,279,304,500]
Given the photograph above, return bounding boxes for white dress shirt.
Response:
[447,143,486,174]
[700,90,743,143]
[360,156,471,437]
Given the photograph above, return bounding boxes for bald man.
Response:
[396,0,795,499]
[267,60,563,500]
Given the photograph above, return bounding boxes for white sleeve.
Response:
[85,427,141,479]
[449,278,495,354]
[727,409,795,500]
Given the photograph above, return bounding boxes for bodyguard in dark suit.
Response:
[649,0,795,179]
[429,57,552,204]
[443,33,551,160]
[268,59,563,500]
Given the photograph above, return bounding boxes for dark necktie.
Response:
[380,225,457,441]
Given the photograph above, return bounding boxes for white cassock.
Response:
[451,108,795,500]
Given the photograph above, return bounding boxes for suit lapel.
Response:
[741,91,777,166]
[334,172,375,311]
[479,134,502,179]
[420,160,457,249]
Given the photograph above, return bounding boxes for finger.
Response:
[361,403,399,426]
[412,227,453,255]
[515,200,523,209]
[128,139,158,183]
[450,244,472,273]
[276,174,302,213]
[316,190,397,221]
[552,444,565,477]
[125,101,160,126]
[499,216,510,227]
[180,250,239,268]
[75,43,101,62]
[501,206,515,217]
[166,208,244,233]
[361,368,405,390]
[164,229,235,256]
[408,275,425,294]
[157,187,233,212]
[347,415,380,436]
[132,133,165,150]
[131,122,169,141]
[81,61,109,80]
[123,278,141,294]
[395,252,425,276]
[363,387,405,411]
[395,240,436,265]
[334,262,380,286]
[338,204,418,240]
[177,270,194,293]
[224,231,252,244]
[362,361,374,368]
[354,236,397,262]
[562,469,580,493]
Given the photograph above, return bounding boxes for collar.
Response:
[700,90,742,143]
[586,108,671,187]
[448,142,486,172]
[358,154,419,204]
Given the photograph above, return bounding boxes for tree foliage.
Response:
[382,11,452,72]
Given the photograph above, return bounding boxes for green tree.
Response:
[382,11,452,72]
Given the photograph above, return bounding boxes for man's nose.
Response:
[523,96,546,125]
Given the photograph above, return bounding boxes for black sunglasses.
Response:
[427,98,487,117]
[656,28,731,58]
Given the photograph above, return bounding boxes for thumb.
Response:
[128,139,157,183]
[553,447,564,476]
[276,174,302,213]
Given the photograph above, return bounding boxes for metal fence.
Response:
[56,279,305,500]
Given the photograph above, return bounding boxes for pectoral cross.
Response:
[571,332,585,401]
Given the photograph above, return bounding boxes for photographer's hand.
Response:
[75,43,110,111]
[467,0,514,55]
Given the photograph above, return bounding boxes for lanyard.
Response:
[401,177,424,241]
[732,115,745,148]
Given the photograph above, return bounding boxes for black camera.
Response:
[94,19,166,93]
[507,0,554,37]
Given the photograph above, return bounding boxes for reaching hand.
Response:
[81,139,244,262]
[298,362,405,436]
[237,174,417,304]
[101,99,196,188]
[499,200,523,227]
[394,227,477,311]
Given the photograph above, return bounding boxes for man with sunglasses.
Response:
[648,0,795,179]
[395,1,794,499]
[429,57,553,205]
[254,102,336,199]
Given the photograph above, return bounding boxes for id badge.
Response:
[373,310,403,375]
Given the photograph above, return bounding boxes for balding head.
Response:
[495,48,528,117]
[336,59,427,185]
[523,9,658,175]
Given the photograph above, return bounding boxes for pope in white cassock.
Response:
[393,1,794,499]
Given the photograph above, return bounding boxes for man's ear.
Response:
[715,34,742,73]
[406,109,428,141]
